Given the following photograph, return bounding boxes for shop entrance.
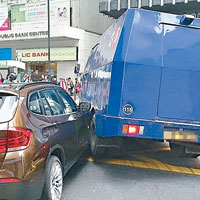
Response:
[26,62,57,81]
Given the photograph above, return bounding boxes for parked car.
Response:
[0,82,91,200]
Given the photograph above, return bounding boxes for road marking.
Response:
[87,156,200,176]
[151,147,170,152]
[137,146,170,154]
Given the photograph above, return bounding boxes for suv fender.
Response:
[46,144,66,171]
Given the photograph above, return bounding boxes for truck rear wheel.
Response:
[169,143,200,158]
[169,143,186,157]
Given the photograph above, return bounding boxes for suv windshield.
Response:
[0,93,18,123]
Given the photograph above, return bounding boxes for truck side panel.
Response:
[107,10,135,116]
[118,9,162,120]
[158,24,200,122]
[82,12,126,113]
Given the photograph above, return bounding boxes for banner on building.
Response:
[11,4,25,23]
[0,7,9,31]
[16,47,77,62]
[25,0,70,25]
[11,18,67,31]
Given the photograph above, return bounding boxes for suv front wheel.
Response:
[41,155,63,200]
[89,121,107,159]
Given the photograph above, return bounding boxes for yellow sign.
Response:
[16,47,77,62]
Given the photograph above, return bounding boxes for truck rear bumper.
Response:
[95,115,200,143]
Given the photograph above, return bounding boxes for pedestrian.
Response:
[44,75,48,82]
[67,77,74,95]
[27,75,33,83]
[22,74,29,82]
[60,78,67,90]
[3,73,16,83]
[40,74,45,81]
[74,78,81,102]
[0,73,4,84]
[50,76,57,83]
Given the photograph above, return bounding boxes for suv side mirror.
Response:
[79,102,91,112]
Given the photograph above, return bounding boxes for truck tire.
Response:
[41,155,63,200]
[169,143,200,158]
[169,143,187,157]
[89,121,107,159]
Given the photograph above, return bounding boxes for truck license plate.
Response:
[164,130,198,142]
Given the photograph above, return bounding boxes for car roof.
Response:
[0,82,60,97]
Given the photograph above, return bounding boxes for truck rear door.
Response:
[0,92,18,168]
[158,24,200,121]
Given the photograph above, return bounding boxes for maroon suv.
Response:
[0,82,91,200]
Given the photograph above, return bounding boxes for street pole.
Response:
[47,0,50,79]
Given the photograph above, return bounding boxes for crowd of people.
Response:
[0,72,82,102]
[59,77,82,101]
[0,72,33,83]
[0,72,17,83]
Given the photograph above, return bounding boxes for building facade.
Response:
[0,0,114,81]
[99,0,200,19]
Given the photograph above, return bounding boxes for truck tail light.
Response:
[0,128,32,153]
[122,124,144,135]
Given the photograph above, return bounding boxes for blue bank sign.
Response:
[0,48,12,60]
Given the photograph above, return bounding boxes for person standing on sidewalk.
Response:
[74,78,82,102]
[0,73,4,84]
[67,77,74,95]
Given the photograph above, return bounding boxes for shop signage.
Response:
[0,30,48,40]
[0,7,9,31]
[0,48,12,60]
[16,48,77,62]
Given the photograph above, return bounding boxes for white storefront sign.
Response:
[0,30,48,40]
[16,48,77,62]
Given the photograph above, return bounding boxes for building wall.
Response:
[57,61,76,80]
[0,0,114,81]
[71,0,114,34]
[84,31,100,64]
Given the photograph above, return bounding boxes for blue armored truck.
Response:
[82,8,200,157]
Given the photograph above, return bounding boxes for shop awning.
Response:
[0,60,25,70]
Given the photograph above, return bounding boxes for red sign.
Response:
[0,7,9,31]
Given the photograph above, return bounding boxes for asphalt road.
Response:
[61,139,200,200]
